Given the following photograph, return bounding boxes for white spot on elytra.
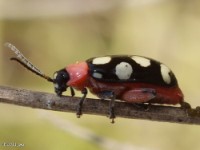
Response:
[132,56,151,67]
[115,62,133,80]
[92,57,111,65]
[160,64,171,84]
[93,72,103,79]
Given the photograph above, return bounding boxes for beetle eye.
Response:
[53,69,69,83]
[62,72,68,79]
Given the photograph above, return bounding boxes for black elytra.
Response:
[87,55,178,87]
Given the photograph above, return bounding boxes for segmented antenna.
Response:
[5,42,54,82]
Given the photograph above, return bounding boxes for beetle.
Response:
[5,43,189,123]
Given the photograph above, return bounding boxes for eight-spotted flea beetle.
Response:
[6,43,187,123]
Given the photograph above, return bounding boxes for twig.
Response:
[0,85,200,125]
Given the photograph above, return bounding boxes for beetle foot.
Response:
[111,118,115,124]
[76,107,82,118]
[109,108,115,124]
[76,100,83,118]
[144,103,152,111]
[76,88,87,118]
[132,103,152,111]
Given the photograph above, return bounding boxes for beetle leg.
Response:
[109,92,116,124]
[122,88,156,103]
[70,87,75,97]
[97,91,116,123]
[76,88,87,118]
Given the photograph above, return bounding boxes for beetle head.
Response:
[53,69,70,96]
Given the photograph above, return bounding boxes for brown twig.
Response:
[0,85,200,125]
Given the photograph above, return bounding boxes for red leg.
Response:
[121,88,156,103]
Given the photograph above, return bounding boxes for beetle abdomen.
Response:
[87,77,183,104]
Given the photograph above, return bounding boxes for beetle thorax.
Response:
[66,61,89,90]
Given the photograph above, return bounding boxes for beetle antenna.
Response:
[5,42,54,83]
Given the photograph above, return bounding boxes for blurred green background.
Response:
[1,0,200,150]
